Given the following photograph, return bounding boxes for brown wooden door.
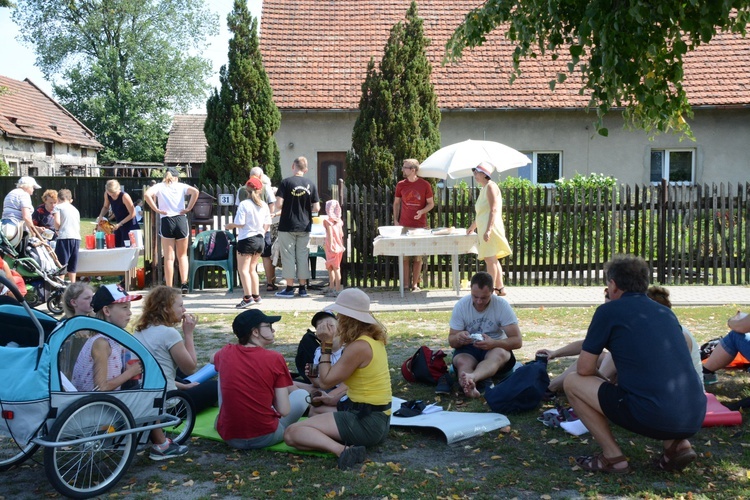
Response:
[317,152,346,212]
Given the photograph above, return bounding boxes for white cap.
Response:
[17,176,41,189]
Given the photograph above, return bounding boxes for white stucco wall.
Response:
[276,108,750,186]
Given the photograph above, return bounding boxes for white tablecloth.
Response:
[77,247,140,275]
[373,231,478,297]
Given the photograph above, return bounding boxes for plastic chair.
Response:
[309,246,326,279]
[188,230,235,292]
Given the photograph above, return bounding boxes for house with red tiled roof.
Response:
[0,76,103,177]
[259,0,750,195]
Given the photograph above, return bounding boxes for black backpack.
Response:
[294,330,320,383]
[199,231,231,261]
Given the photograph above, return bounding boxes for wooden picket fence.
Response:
[344,180,750,288]
[134,180,750,289]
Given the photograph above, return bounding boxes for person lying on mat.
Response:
[212,309,308,450]
[701,309,750,386]
[294,309,348,416]
[564,255,706,473]
[284,288,392,470]
[448,271,522,398]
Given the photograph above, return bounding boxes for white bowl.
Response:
[378,225,403,237]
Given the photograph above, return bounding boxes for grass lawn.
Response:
[6,305,750,499]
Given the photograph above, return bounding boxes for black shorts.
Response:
[598,382,695,440]
[54,239,79,273]
[261,231,273,258]
[452,345,517,377]
[237,234,264,255]
[160,215,189,240]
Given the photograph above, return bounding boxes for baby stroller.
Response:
[0,229,66,315]
[0,273,195,499]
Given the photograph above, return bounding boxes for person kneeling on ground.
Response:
[448,271,522,398]
[212,309,308,449]
[564,255,706,473]
[284,289,391,470]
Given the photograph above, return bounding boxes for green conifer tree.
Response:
[203,1,281,186]
[347,1,441,189]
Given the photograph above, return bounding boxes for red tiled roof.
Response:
[0,76,103,149]
[260,0,750,111]
[164,114,208,164]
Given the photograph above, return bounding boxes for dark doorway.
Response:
[317,152,346,213]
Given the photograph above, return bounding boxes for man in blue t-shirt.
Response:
[274,157,320,298]
[564,255,706,473]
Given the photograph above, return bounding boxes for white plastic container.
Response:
[378,226,403,237]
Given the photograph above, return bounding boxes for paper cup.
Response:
[129,230,144,249]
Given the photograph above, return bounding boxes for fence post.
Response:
[657,178,668,283]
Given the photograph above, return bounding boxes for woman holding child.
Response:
[284,288,392,469]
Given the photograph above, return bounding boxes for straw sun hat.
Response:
[327,288,377,324]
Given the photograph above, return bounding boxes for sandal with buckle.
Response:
[266,282,279,291]
[658,441,697,472]
[494,287,507,296]
[575,453,630,474]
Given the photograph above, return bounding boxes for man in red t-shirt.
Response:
[393,159,434,292]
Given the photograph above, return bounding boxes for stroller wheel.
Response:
[47,290,64,315]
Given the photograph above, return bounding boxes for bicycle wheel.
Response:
[0,432,39,472]
[44,395,136,499]
[163,390,196,445]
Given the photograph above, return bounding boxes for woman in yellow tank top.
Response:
[284,288,391,470]
[466,162,512,295]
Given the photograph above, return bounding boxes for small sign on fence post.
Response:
[218,193,234,207]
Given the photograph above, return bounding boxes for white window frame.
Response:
[518,151,562,185]
[650,149,695,184]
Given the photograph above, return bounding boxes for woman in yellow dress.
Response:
[466,162,512,295]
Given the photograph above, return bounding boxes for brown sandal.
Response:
[575,453,630,474]
[658,441,697,472]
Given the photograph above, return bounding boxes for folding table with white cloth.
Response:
[76,247,140,290]
[373,230,478,297]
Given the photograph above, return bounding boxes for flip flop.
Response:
[266,282,279,291]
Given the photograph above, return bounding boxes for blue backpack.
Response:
[484,360,550,415]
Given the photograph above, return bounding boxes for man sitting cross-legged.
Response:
[448,271,522,398]
[564,254,706,473]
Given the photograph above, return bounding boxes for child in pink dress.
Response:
[323,200,344,297]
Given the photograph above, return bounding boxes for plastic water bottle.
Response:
[95,231,105,249]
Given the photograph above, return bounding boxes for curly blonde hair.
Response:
[134,285,182,331]
[336,314,387,346]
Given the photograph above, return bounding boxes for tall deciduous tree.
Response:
[445,1,750,138]
[347,1,441,189]
[13,0,217,162]
[202,1,280,186]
